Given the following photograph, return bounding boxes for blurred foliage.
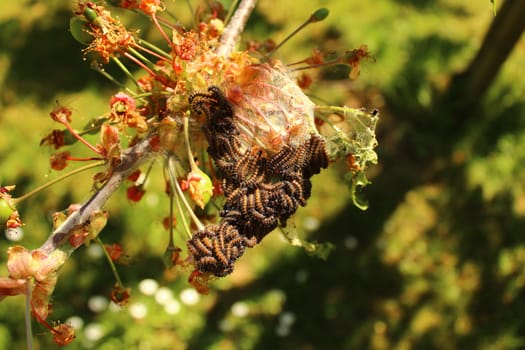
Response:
[1,0,525,349]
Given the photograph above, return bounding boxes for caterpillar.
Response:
[187,86,329,277]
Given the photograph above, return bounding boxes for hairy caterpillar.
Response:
[187,86,329,277]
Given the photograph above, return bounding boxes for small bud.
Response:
[310,8,329,22]
[297,73,313,90]
[40,129,66,150]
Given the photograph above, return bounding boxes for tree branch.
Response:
[39,136,154,255]
[39,0,257,255]
[217,0,257,58]
[445,0,525,111]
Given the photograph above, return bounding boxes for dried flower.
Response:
[127,184,146,202]
[105,244,123,261]
[52,323,76,346]
[50,151,70,171]
[111,284,131,306]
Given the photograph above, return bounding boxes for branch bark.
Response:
[217,0,257,58]
[40,136,154,255]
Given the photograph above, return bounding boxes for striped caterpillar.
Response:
[187,86,329,277]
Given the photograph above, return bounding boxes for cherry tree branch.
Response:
[217,0,257,58]
[40,137,154,255]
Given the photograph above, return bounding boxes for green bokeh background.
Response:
[1,0,525,349]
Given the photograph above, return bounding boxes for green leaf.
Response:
[279,228,335,260]
[317,106,379,209]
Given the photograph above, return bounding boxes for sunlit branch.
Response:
[39,137,155,255]
[217,0,257,58]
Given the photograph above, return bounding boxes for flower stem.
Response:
[25,282,33,350]
[112,56,145,93]
[135,39,171,60]
[165,157,192,239]
[166,156,204,232]
[91,62,137,96]
[269,8,329,57]
[60,120,103,155]
[167,187,175,248]
[12,161,105,205]
[151,12,175,49]
[224,0,240,26]
[96,237,124,287]
[128,46,158,70]
[183,116,198,171]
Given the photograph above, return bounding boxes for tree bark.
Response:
[445,0,525,111]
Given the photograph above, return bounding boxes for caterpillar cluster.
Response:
[187,86,329,277]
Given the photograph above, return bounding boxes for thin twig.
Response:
[13,161,105,204]
[216,0,257,58]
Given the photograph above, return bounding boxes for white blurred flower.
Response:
[231,302,249,317]
[155,287,174,305]
[279,311,296,326]
[129,302,148,320]
[164,299,181,315]
[86,244,104,259]
[180,288,200,305]
[303,216,320,232]
[65,316,84,330]
[84,323,105,342]
[138,279,159,296]
[88,295,108,313]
